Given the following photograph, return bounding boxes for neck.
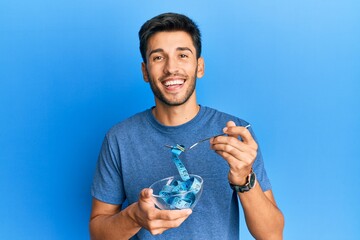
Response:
[152,96,200,126]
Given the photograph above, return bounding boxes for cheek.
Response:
[148,64,163,77]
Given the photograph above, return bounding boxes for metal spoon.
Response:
[189,124,251,150]
[188,133,226,150]
[164,124,251,151]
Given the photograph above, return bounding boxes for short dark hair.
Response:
[139,12,202,63]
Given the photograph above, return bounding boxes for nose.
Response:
[163,57,179,75]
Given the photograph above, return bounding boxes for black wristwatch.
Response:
[229,169,256,193]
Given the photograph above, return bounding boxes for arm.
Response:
[239,185,284,240]
[89,188,192,240]
[210,121,284,240]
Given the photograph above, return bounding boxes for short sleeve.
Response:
[252,147,272,192]
[234,119,272,192]
[91,135,126,205]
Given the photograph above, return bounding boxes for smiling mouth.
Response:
[163,79,185,87]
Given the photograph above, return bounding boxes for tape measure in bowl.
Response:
[158,144,202,209]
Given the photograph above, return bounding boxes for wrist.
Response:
[228,168,252,185]
[229,169,256,193]
[229,176,247,186]
[122,202,142,229]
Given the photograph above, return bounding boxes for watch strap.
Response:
[229,170,256,193]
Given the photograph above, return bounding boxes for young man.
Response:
[90,13,284,239]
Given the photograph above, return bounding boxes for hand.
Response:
[210,121,258,185]
[132,188,192,235]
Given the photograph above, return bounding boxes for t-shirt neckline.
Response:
[145,105,207,134]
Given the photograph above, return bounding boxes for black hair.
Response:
[139,12,202,63]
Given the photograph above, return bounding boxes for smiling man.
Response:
[90,13,284,240]
[142,30,204,126]
[144,31,201,106]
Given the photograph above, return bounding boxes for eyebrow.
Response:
[177,47,193,53]
[148,48,164,58]
[148,47,193,57]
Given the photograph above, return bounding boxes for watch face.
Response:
[249,172,256,188]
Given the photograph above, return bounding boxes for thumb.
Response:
[139,188,154,204]
[226,120,236,128]
[223,121,237,136]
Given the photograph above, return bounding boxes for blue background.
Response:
[1,1,359,239]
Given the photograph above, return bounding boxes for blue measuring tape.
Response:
[158,144,202,209]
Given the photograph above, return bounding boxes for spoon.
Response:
[164,124,251,151]
[189,124,251,150]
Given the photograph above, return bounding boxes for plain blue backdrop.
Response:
[1,1,359,239]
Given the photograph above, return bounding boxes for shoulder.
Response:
[106,109,151,139]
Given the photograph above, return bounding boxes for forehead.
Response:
[147,31,195,53]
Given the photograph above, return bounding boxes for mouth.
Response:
[162,79,185,88]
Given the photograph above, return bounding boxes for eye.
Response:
[153,56,164,62]
[179,54,188,58]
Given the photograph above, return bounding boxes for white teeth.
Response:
[164,80,184,87]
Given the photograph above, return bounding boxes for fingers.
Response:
[157,209,192,221]
[147,211,191,235]
[210,121,258,183]
[212,134,255,152]
[145,209,192,235]
[136,188,192,235]
[213,143,256,166]
[223,121,257,146]
[211,123,258,156]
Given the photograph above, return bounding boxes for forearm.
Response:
[239,184,284,240]
[90,202,141,240]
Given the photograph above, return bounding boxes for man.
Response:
[90,12,284,239]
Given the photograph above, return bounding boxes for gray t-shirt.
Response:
[91,106,271,240]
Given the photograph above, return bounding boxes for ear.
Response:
[196,57,205,79]
[141,62,149,82]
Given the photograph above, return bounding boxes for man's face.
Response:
[142,31,204,106]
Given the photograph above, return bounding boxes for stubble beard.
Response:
[147,69,197,107]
